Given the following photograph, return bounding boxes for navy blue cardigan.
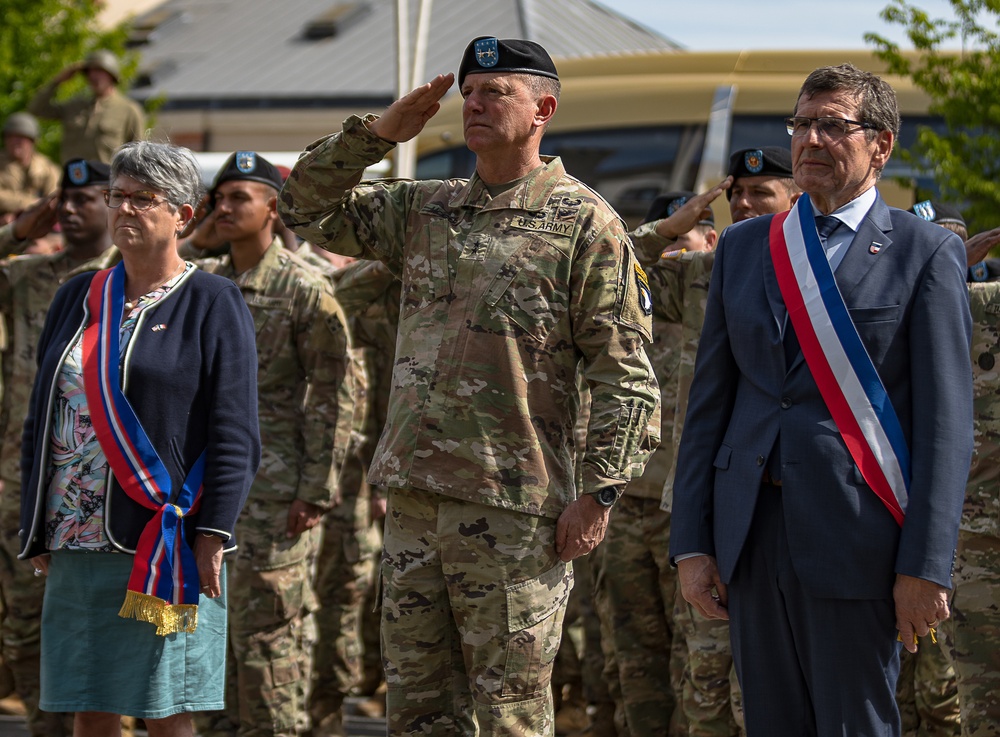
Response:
[19,268,261,559]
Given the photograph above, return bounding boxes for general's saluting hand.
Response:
[368,73,455,144]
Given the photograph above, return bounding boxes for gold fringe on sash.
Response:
[118,590,199,636]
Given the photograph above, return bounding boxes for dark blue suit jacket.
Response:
[669,194,973,600]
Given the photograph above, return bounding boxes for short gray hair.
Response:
[110,141,204,208]
[514,73,561,102]
[795,63,900,140]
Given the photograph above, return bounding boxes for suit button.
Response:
[780,397,792,409]
[756,455,765,466]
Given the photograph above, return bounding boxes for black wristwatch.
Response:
[588,488,619,508]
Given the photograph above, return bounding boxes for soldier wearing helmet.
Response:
[0,112,60,223]
[28,50,145,164]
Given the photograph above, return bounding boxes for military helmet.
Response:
[83,50,121,81]
[2,112,40,141]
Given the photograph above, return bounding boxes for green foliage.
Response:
[0,0,135,161]
[866,0,1000,232]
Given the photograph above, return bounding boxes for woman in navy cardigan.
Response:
[19,141,260,736]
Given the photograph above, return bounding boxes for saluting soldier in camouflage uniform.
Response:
[28,50,145,165]
[0,194,60,259]
[194,152,354,737]
[629,148,799,737]
[279,37,659,737]
[594,192,717,737]
[0,159,114,737]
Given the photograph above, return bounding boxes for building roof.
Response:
[128,0,679,109]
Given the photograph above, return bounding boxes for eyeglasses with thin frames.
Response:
[785,116,876,139]
[103,189,167,211]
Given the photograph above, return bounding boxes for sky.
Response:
[599,0,963,51]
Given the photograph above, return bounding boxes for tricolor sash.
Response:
[82,263,207,635]
[769,194,909,526]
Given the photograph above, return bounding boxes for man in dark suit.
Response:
[669,64,973,736]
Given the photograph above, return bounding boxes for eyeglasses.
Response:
[785,116,876,139]
[103,189,166,211]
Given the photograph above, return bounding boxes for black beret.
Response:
[908,200,966,228]
[212,151,283,195]
[458,37,559,87]
[642,191,714,227]
[727,146,793,194]
[62,159,110,189]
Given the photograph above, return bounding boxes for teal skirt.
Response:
[40,549,227,718]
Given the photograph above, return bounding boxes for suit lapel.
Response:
[762,217,787,333]
[834,195,893,302]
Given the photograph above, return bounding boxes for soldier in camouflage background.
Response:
[890,201,967,737]
[628,147,799,737]
[309,258,397,737]
[280,36,658,737]
[193,151,355,737]
[932,213,1000,737]
[0,159,114,737]
[0,193,60,259]
[593,192,717,737]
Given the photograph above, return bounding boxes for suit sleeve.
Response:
[895,231,973,588]
[669,234,739,560]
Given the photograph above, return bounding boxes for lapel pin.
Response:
[151,324,168,332]
[869,241,883,254]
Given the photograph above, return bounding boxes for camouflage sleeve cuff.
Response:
[628,222,676,266]
[297,114,395,171]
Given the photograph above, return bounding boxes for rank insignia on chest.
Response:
[634,263,653,316]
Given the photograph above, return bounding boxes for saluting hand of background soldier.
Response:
[965,224,1000,267]
[653,176,732,241]
[368,73,455,144]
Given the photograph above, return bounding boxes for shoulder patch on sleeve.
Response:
[615,241,654,342]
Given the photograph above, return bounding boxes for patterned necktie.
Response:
[815,215,841,245]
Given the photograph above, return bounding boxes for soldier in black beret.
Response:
[211,150,283,196]
[279,33,659,737]
[726,145,799,223]
[457,37,559,87]
[62,158,110,189]
[907,199,967,238]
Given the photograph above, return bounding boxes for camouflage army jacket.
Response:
[0,249,111,483]
[630,227,717,511]
[966,282,1000,538]
[198,239,354,510]
[0,151,60,216]
[279,114,659,518]
[28,86,144,164]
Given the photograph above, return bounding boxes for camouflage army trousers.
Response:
[599,496,683,735]
[311,457,379,725]
[0,480,69,737]
[944,531,1000,737]
[895,638,959,737]
[381,486,574,737]
[672,597,744,737]
[198,524,320,737]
